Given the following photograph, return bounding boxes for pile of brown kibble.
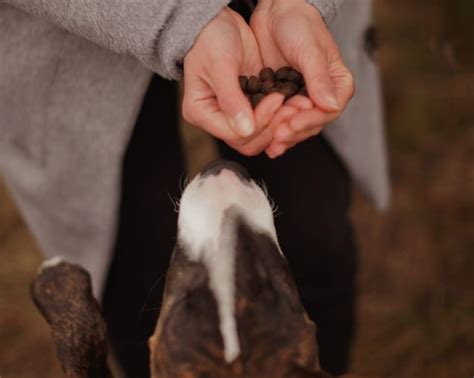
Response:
[239,67,307,108]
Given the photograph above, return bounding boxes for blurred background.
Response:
[1,0,473,376]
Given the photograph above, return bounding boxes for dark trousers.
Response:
[102,76,357,377]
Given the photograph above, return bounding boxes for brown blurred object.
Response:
[350,0,474,376]
[0,178,63,377]
[1,0,473,377]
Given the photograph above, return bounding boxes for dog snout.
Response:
[201,160,250,182]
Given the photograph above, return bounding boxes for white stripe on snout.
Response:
[38,256,64,274]
[205,219,239,362]
[177,169,279,363]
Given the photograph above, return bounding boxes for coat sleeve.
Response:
[3,0,231,79]
[307,0,345,23]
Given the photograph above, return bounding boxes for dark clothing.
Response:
[102,75,357,377]
[102,76,184,377]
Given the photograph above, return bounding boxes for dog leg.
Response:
[31,257,112,378]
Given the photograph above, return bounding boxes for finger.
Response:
[188,97,244,142]
[224,92,285,156]
[227,126,273,157]
[331,66,355,110]
[182,67,243,142]
[268,105,299,131]
[298,40,340,112]
[293,126,324,145]
[254,92,285,129]
[288,108,338,132]
[273,123,296,142]
[266,124,323,159]
[210,60,258,138]
[273,120,322,144]
[284,95,314,110]
[268,140,294,158]
[265,141,287,159]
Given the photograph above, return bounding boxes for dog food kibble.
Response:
[261,79,274,94]
[247,75,261,94]
[260,67,275,82]
[275,66,292,81]
[280,81,299,100]
[272,81,281,90]
[287,69,303,84]
[239,67,308,108]
[239,75,248,92]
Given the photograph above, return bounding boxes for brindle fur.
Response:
[31,261,111,378]
[150,214,330,377]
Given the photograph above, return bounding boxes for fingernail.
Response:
[233,112,254,137]
[324,92,340,111]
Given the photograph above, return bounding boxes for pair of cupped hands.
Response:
[183,0,355,158]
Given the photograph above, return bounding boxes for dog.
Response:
[32,160,333,377]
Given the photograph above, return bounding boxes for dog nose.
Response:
[201,160,250,182]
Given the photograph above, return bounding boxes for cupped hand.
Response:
[183,7,285,156]
[250,0,355,158]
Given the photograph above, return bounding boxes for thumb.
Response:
[299,42,340,112]
[211,62,257,138]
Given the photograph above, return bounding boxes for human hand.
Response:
[183,7,285,156]
[250,0,355,158]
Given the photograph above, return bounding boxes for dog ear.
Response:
[31,258,112,378]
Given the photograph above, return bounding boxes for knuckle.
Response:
[287,120,302,132]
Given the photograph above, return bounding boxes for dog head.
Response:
[149,160,326,377]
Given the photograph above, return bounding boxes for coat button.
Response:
[364,25,379,60]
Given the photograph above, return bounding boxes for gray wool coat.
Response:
[0,0,389,297]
